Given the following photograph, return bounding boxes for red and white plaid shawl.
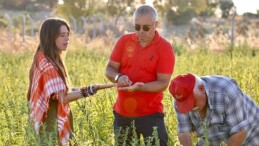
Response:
[29,51,71,145]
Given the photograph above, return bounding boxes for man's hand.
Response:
[117,75,132,87]
[118,82,144,92]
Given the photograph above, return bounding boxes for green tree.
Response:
[104,0,136,26]
[55,0,99,20]
[206,0,234,18]
[154,0,208,25]
[0,0,31,10]
[36,0,59,9]
[220,0,234,18]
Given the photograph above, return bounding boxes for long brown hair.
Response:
[27,18,70,101]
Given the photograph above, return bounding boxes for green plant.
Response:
[0,42,258,145]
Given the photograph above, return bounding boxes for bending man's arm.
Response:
[178,132,193,146]
[227,129,246,146]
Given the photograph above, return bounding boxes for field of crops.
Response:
[0,38,258,145]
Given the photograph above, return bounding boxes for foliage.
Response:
[166,7,196,25]
[0,42,258,145]
[206,0,234,18]
[0,0,58,10]
[190,0,208,15]
[154,0,208,25]
[0,0,30,10]
[37,0,58,9]
[0,17,7,29]
[104,0,136,26]
[55,0,100,21]
[219,0,234,18]
[0,0,236,25]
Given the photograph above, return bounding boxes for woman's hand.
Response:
[88,84,98,95]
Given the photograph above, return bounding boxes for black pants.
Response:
[113,110,168,146]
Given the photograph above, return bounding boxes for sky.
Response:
[145,0,259,15]
[232,0,259,15]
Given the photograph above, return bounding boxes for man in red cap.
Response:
[169,73,259,146]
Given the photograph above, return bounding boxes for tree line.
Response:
[2,0,257,26]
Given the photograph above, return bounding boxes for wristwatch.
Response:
[115,74,122,82]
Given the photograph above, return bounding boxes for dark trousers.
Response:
[113,110,168,146]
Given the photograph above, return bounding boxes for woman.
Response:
[27,17,98,145]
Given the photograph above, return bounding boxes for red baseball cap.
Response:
[169,74,196,114]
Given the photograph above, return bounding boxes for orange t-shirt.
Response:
[110,32,175,117]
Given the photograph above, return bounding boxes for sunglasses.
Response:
[134,24,151,31]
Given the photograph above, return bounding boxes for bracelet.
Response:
[87,86,91,96]
[79,88,84,98]
[80,87,88,98]
[79,85,97,99]
[88,85,97,95]
[115,74,122,82]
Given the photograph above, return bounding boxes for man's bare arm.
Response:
[105,60,120,83]
[178,132,193,146]
[227,129,246,146]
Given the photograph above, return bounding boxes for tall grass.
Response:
[0,39,258,145]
